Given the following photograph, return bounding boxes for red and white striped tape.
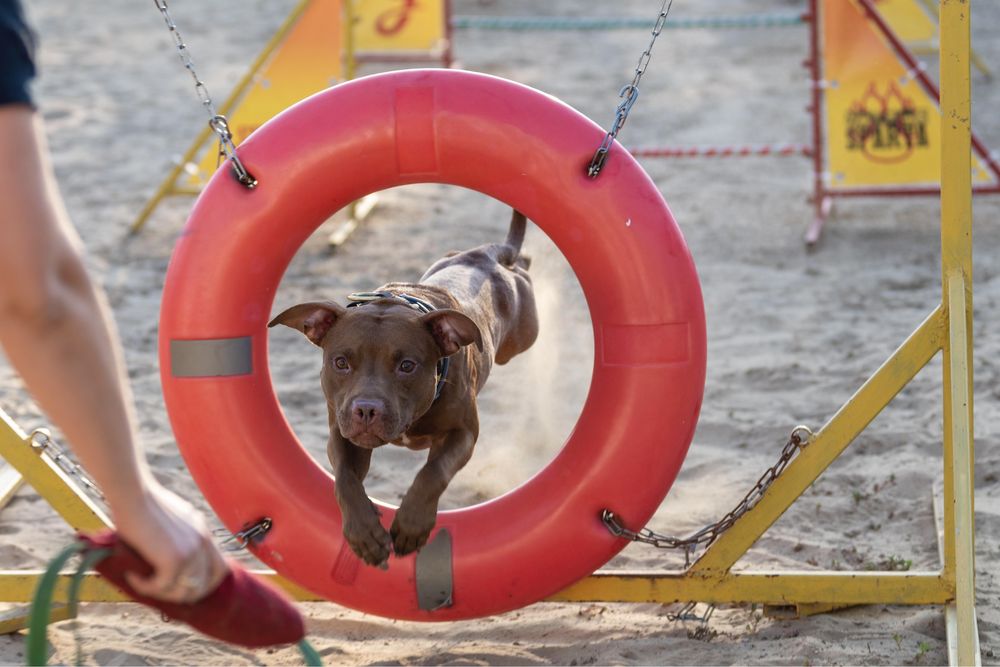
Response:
[628,143,812,158]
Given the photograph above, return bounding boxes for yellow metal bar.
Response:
[792,602,854,617]
[948,273,978,665]
[969,46,992,79]
[917,0,992,77]
[0,409,110,532]
[0,604,75,635]
[549,571,950,606]
[130,129,207,237]
[342,0,379,227]
[687,307,944,574]
[945,603,981,667]
[130,0,315,234]
[904,30,990,79]
[343,0,358,81]
[940,1,978,664]
[0,464,23,510]
[0,569,951,606]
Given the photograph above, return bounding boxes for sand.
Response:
[1,0,999,664]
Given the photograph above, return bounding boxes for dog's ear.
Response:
[268,301,345,346]
[421,309,483,356]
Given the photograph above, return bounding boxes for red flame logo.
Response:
[845,80,929,164]
[376,0,418,36]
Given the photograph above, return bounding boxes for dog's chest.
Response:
[392,432,437,451]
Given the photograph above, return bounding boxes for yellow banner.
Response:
[871,0,936,44]
[822,0,996,189]
[188,0,342,186]
[351,0,446,54]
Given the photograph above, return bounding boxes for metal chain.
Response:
[28,426,272,552]
[214,518,273,552]
[602,425,814,566]
[29,429,107,506]
[587,0,674,178]
[151,0,257,188]
[666,601,715,625]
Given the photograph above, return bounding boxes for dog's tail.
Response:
[500,210,531,269]
[505,210,527,252]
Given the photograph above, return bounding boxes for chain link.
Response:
[26,426,274,551]
[28,429,107,506]
[214,518,273,551]
[666,601,715,625]
[602,425,814,566]
[151,0,257,188]
[587,0,674,178]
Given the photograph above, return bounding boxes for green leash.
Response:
[299,638,323,665]
[26,541,323,666]
[26,541,97,666]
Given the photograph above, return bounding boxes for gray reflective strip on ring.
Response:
[416,528,453,611]
[170,337,253,377]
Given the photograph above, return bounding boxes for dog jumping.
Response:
[269,210,538,567]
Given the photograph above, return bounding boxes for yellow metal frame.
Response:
[0,411,110,533]
[0,409,112,633]
[553,4,978,660]
[340,0,378,236]
[3,1,979,663]
[132,0,378,240]
[910,0,992,78]
[129,0,314,234]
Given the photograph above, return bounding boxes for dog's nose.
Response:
[351,399,384,428]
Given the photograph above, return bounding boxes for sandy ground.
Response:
[1,0,999,664]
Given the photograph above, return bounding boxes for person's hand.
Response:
[111,481,228,604]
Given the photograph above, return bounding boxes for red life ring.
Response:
[159,69,705,621]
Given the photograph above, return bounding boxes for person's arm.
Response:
[0,105,225,603]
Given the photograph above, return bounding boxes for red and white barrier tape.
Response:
[629,143,813,158]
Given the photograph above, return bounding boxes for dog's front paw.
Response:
[342,503,392,567]
[391,499,437,556]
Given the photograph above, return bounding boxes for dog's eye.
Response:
[398,360,417,374]
[333,356,350,371]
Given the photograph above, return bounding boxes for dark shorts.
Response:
[0,0,36,107]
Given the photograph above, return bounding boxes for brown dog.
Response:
[269,211,538,566]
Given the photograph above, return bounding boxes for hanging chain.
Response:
[27,426,273,551]
[602,425,814,566]
[666,601,715,624]
[28,429,107,506]
[151,0,257,188]
[214,518,273,552]
[587,0,674,178]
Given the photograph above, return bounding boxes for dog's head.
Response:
[268,299,482,448]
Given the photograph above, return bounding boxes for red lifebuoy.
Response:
[159,69,705,621]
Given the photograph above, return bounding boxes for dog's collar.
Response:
[345,291,450,401]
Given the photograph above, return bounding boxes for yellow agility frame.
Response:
[910,0,991,77]
[130,0,337,235]
[130,0,377,242]
[0,1,979,664]
[0,409,112,633]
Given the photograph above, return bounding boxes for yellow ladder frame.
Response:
[1,2,978,664]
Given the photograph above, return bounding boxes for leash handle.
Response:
[26,537,323,666]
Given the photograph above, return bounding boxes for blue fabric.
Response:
[0,0,36,107]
